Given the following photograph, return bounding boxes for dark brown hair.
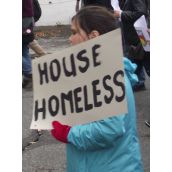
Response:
[72,6,119,35]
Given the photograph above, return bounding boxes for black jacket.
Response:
[119,0,147,47]
[83,0,114,11]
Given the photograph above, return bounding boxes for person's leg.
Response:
[137,65,145,85]
[143,52,150,128]
[22,43,32,88]
[81,0,85,7]
[143,51,150,77]
[22,43,32,76]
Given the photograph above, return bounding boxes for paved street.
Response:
[22,33,150,172]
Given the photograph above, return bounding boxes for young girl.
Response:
[51,6,144,172]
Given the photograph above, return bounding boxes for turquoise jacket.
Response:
[66,58,144,172]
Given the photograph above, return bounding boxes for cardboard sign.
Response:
[30,29,128,129]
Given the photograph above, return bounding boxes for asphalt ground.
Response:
[22,34,150,172]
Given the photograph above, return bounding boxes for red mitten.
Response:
[51,121,71,143]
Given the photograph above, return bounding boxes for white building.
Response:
[36,0,76,26]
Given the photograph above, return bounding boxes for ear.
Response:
[88,30,100,39]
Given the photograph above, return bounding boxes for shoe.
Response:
[22,74,33,89]
[145,120,150,127]
[133,83,146,92]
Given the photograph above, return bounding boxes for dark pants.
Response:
[131,51,150,85]
[120,23,150,85]
[143,51,150,77]
[22,43,32,76]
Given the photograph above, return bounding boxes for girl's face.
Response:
[69,19,89,45]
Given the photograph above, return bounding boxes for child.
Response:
[51,6,144,172]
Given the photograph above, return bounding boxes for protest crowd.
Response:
[23,0,150,171]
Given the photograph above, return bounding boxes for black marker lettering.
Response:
[61,91,74,115]
[34,99,46,121]
[92,44,101,67]
[92,79,102,107]
[103,75,114,104]
[113,70,125,102]
[73,87,83,113]
[77,49,89,73]
[83,85,93,111]
[38,63,49,85]
[48,95,59,116]
[50,59,61,82]
[63,54,76,77]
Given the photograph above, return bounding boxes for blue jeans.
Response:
[137,67,145,85]
[22,44,32,76]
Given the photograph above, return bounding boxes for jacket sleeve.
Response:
[121,0,147,24]
[67,114,126,151]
